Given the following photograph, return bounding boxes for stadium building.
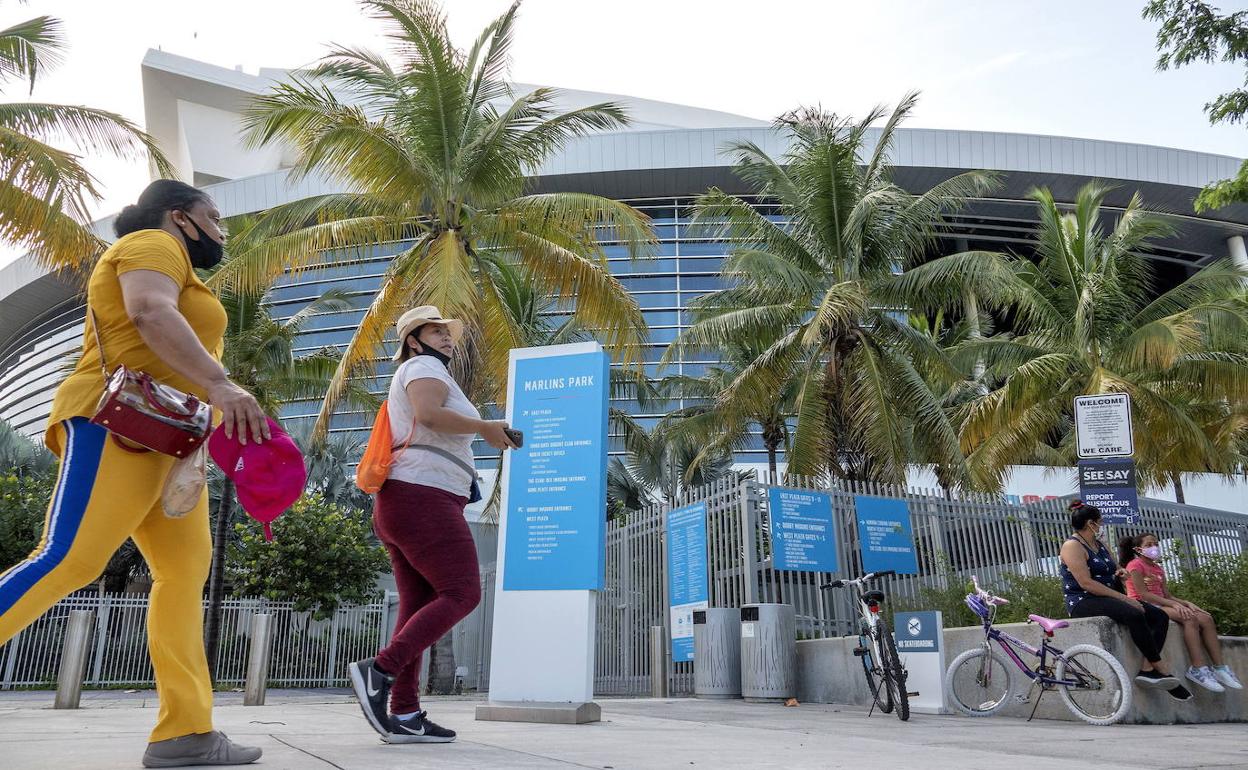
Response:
[2,50,1246,511]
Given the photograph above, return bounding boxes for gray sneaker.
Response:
[1211,665,1243,690]
[142,731,262,767]
[1186,665,1225,693]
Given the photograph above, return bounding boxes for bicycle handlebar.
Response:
[821,570,895,591]
[970,574,1010,605]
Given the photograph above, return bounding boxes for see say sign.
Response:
[1074,393,1133,459]
[1077,457,1140,525]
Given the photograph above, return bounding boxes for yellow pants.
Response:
[0,418,213,742]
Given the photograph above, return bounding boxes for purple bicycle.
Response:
[943,576,1132,725]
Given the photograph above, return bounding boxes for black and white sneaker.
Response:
[348,657,394,736]
[1166,684,1194,701]
[1135,669,1179,689]
[382,711,457,744]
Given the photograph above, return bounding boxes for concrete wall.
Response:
[797,617,1246,724]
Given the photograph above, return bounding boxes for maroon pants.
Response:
[373,480,482,714]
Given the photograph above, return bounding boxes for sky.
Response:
[2,0,1245,268]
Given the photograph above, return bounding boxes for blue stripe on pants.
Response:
[0,419,106,616]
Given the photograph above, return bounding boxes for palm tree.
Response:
[667,95,997,486]
[896,182,1248,492]
[203,285,377,679]
[210,0,654,438]
[0,12,171,271]
[0,417,54,476]
[659,343,798,485]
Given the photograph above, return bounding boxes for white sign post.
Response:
[1074,393,1133,459]
[895,610,946,714]
[476,342,609,725]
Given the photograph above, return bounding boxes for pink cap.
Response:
[208,417,306,541]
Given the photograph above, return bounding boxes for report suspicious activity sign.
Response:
[502,349,609,591]
[1077,457,1140,524]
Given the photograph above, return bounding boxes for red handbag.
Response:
[87,310,213,457]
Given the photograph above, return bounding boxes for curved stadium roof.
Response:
[2,50,1246,440]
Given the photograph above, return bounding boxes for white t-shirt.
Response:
[386,356,481,497]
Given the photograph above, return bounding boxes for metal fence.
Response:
[592,476,1248,696]
[0,594,387,690]
[5,483,1243,696]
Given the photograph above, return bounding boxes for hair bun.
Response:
[113,205,147,237]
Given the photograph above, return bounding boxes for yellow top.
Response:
[46,229,227,454]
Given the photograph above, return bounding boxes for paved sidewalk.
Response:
[0,692,1245,769]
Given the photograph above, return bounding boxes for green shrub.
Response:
[0,470,53,567]
[1169,553,1248,637]
[226,494,390,620]
[894,572,1065,628]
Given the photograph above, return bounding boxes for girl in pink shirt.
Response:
[1118,533,1242,693]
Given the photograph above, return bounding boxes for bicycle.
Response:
[944,576,1132,726]
[821,569,910,721]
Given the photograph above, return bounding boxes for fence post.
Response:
[54,610,95,709]
[739,481,759,606]
[325,610,341,688]
[380,591,399,647]
[1017,506,1041,578]
[1,628,23,690]
[244,613,272,706]
[89,595,111,685]
[649,625,668,698]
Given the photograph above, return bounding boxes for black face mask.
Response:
[413,343,452,367]
[179,213,224,269]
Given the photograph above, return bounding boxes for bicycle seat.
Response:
[1028,614,1069,634]
[863,589,886,605]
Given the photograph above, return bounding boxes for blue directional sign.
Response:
[854,496,919,575]
[666,503,709,663]
[768,487,838,573]
[502,349,610,590]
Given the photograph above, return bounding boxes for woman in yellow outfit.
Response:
[0,180,270,767]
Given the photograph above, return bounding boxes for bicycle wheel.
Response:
[875,620,910,721]
[861,633,894,714]
[945,646,1014,717]
[1056,643,1133,725]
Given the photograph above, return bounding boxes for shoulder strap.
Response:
[1068,536,1097,557]
[407,443,478,481]
[89,308,109,378]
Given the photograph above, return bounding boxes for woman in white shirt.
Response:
[349,306,515,744]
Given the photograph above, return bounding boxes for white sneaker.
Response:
[1211,665,1243,691]
[1186,666,1225,693]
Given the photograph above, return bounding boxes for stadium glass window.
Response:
[609,258,678,275]
[678,257,725,273]
[602,243,677,258]
[634,293,678,309]
[679,276,725,291]
[618,276,677,291]
[642,310,680,326]
[678,242,729,257]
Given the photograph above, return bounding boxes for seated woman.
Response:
[1119,533,1242,693]
[1058,501,1191,701]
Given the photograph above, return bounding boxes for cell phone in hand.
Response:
[503,428,524,448]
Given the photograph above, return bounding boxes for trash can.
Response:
[693,608,742,699]
[739,603,796,702]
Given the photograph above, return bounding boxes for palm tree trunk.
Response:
[767,444,778,485]
[963,289,985,384]
[204,478,235,682]
[1172,472,1186,505]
